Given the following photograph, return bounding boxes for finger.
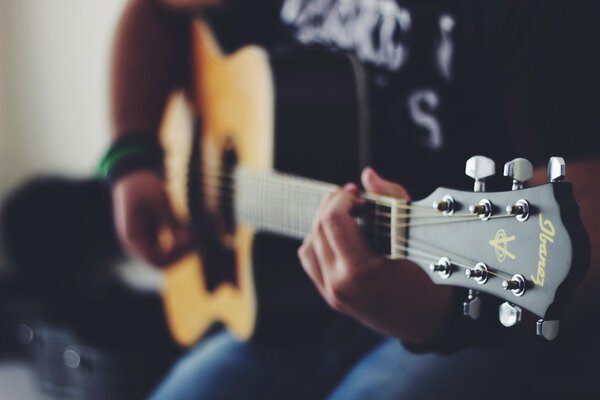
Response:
[298,235,325,291]
[361,167,410,200]
[312,222,335,267]
[160,196,192,248]
[125,222,170,266]
[320,191,369,267]
[154,226,189,265]
[342,182,359,195]
[124,208,183,267]
[155,199,193,261]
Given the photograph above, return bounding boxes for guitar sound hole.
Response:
[220,139,237,235]
[188,128,239,292]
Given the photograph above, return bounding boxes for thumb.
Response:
[361,167,410,200]
[156,203,192,263]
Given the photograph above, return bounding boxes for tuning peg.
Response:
[536,319,560,340]
[547,157,566,182]
[465,263,489,284]
[499,302,522,327]
[505,199,530,221]
[465,156,495,192]
[432,195,455,215]
[503,158,533,190]
[502,274,526,297]
[463,289,481,320]
[429,257,452,279]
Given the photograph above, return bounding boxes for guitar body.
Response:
[154,20,588,346]
[159,21,367,346]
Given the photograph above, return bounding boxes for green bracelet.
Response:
[97,135,164,182]
[97,143,148,177]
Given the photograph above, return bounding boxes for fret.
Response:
[231,168,405,245]
[235,168,336,239]
[361,193,408,258]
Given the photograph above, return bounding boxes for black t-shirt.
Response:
[210,0,600,197]
[196,0,600,354]
[196,0,600,356]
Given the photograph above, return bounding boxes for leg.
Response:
[150,318,382,400]
[327,338,522,400]
[149,331,314,400]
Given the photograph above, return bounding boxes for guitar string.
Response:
[395,236,480,272]
[194,170,507,221]
[253,216,515,281]
[213,195,516,281]
[374,209,475,218]
[180,165,517,280]
[201,186,516,232]
[204,188,515,230]
[184,188,517,280]
[387,236,512,280]
[171,151,508,215]
[366,219,514,281]
[181,165,435,212]
[394,244,512,281]
[195,162,504,218]
[373,214,514,228]
[368,220,513,279]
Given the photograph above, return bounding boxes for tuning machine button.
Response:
[465,262,489,284]
[536,319,560,340]
[465,156,495,192]
[469,199,492,221]
[502,274,526,297]
[499,302,522,327]
[463,289,481,320]
[506,199,530,222]
[429,257,452,279]
[547,157,566,182]
[432,195,455,215]
[503,158,533,190]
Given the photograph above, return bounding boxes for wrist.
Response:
[98,133,164,184]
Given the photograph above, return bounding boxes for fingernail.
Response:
[343,183,358,192]
[362,166,379,182]
[368,168,380,179]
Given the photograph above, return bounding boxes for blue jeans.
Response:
[150,328,600,400]
[149,318,381,400]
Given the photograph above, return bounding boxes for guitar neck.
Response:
[233,168,406,258]
[234,168,338,239]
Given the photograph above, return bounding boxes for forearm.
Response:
[350,259,455,346]
[110,0,191,139]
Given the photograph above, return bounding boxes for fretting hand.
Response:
[298,167,454,345]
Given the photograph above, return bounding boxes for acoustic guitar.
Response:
[158,20,589,346]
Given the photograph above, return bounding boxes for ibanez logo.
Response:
[532,214,556,287]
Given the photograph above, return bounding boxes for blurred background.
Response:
[0,1,180,398]
[0,0,119,194]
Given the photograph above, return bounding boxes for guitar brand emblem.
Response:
[531,213,556,287]
[489,229,516,263]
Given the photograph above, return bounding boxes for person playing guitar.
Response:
[106,0,600,398]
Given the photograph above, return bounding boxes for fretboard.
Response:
[231,168,406,259]
[234,168,337,239]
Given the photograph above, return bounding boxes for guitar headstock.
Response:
[403,156,589,340]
